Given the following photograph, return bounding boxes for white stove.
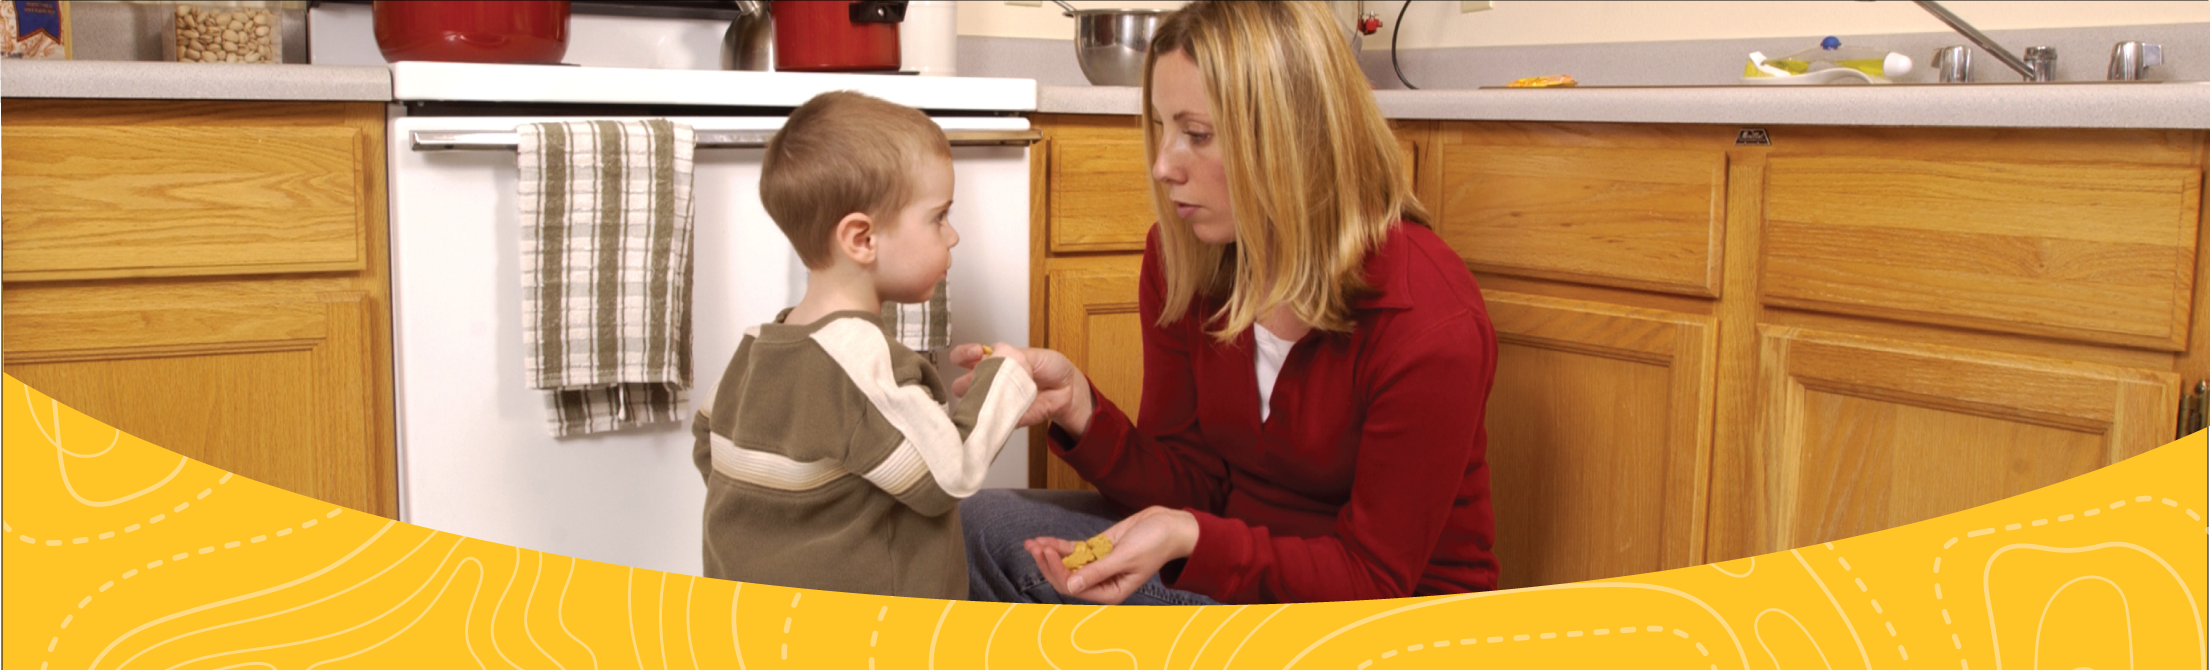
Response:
[381,62,1037,576]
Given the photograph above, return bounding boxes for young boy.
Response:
[691,91,1037,599]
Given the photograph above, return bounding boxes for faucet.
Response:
[2109,41,2163,80]
[1912,1,2046,81]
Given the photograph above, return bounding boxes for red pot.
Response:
[772,1,906,72]
[374,1,571,65]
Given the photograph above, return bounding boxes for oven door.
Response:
[386,114,1032,574]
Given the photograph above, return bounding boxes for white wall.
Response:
[1373,1,2210,49]
[957,1,2210,49]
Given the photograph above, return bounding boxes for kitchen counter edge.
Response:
[1041,83,2210,130]
[13,63,2207,130]
[3,61,393,102]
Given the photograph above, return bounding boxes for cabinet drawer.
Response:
[1762,129,2202,351]
[1039,115,1432,255]
[2,100,376,282]
[1437,124,1729,297]
[1044,116,1156,254]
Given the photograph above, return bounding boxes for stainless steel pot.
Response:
[1057,4,1362,87]
[721,0,773,71]
[1067,8,1170,87]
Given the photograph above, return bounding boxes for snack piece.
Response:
[1059,533,1115,571]
[980,345,993,357]
[1506,74,1577,88]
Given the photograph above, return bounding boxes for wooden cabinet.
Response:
[1028,113,2207,590]
[1029,114,1152,489]
[1711,126,2200,563]
[1434,123,1744,585]
[1,100,398,517]
[1436,122,2200,571]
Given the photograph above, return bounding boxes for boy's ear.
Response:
[832,212,877,266]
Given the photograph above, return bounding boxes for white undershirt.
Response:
[1254,323,1296,422]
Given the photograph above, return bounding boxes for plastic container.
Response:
[167,3,279,64]
[1759,36,1913,79]
[899,0,956,76]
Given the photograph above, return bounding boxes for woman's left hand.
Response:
[1024,506,1200,605]
[948,343,1096,435]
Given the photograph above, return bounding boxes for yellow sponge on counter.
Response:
[1505,74,1577,88]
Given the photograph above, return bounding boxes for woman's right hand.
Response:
[949,344,1094,437]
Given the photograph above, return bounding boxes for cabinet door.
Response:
[1484,291,1717,588]
[3,281,395,516]
[1752,327,2178,552]
[1035,255,1146,491]
[1390,120,1428,203]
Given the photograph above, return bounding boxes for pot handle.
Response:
[850,0,906,24]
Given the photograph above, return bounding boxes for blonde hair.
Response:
[761,91,951,269]
[1142,0,1427,341]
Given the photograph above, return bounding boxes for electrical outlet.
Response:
[1005,1,1044,6]
[1461,1,1494,12]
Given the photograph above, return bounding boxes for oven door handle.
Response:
[409,129,1040,152]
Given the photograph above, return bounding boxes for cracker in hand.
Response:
[1059,533,1116,572]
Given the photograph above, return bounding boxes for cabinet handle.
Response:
[410,129,1040,152]
[2182,380,2208,440]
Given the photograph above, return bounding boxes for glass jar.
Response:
[166,3,281,64]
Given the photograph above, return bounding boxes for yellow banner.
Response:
[6,374,2202,669]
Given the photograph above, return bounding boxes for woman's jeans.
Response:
[962,489,1221,606]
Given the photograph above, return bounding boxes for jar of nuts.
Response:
[166,3,281,64]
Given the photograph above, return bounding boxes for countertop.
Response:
[3,61,392,101]
[1041,82,2210,130]
[12,61,2209,130]
[1,61,1038,111]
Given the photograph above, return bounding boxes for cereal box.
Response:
[2,1,72,60]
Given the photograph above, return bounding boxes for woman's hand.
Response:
[1022,506,1199,605]
[949,343,1095,437]
[978,341,1032,374]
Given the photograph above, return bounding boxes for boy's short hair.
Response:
[761,91,952,269]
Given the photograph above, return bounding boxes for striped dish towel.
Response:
[881,278,950,355]
[519,119,697,437]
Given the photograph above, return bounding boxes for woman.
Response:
[952,0,1497,606]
